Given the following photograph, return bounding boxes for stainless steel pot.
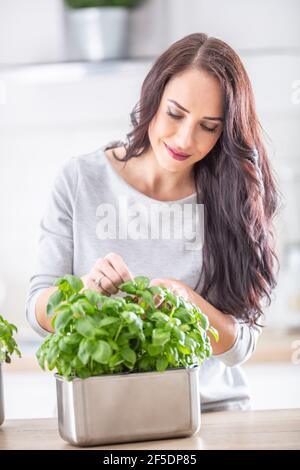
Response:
[56,365,200,446]
[64,7,130,61]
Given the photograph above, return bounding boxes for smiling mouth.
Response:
[164,142,192,160]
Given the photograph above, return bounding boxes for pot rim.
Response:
[55,364,200,382]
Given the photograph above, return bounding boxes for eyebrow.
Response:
[167,99,224,122]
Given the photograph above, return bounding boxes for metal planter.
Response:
[64,7,130,61]
[56,365,201,446]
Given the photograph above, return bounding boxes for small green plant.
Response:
[36,275,218,381]
[0,315,21,363]
[64,0,142,9]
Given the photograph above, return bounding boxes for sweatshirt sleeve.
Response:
[212,315,262,367]
[25,157,78,337]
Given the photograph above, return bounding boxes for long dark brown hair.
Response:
[105,33,280,326]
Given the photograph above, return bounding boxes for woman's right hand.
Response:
[81,252,134,296]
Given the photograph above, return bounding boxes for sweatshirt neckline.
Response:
[99,146,197,204]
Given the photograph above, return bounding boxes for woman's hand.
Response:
[149,278,194,303]
[81,252,134,296]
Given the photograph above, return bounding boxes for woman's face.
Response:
[148,68,224,173]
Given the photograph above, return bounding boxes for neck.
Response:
[131,147,196,199]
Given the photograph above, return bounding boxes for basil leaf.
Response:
[46,290,64,316]
[92,340,112,364]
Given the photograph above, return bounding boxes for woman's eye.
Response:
[166,110,217,133]
[166,110,182,120]
[201,125,218,133]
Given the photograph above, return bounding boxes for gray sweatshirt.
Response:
[26,144,262,412]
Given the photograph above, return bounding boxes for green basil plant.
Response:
[0,315,21,363]
[36,275,219,381]
[64,0,142,9]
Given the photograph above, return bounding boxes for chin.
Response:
[156,154,181,172]
[154,142,185,171]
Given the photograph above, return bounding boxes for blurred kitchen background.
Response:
[0,0,299,418]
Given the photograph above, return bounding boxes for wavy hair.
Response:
[106,33,280,326]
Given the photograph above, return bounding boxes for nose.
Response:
[175,122,195,151]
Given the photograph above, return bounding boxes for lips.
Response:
[164,142,192,161]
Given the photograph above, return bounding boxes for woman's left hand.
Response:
[149,278,194,303]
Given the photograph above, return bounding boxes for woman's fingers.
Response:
[104,252,134,283]
[91,268,116,295]
[91,252,134,296]
[95,258,122,291]
[81,272,110,296]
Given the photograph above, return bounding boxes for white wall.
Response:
[163,0,300,51]
[0,0,66,65]
[0,0,300,64]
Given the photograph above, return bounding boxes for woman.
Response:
[26,33,279,411]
